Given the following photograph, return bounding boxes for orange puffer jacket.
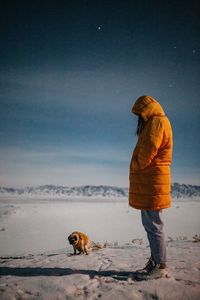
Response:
[129,96,173,210]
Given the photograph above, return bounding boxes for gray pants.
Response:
[141,210,167,264]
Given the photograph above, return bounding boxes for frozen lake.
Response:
[0,198,200,256]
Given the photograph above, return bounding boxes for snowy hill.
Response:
[171,182,200,199]
[0,185,127,198]
[0,183,200,200]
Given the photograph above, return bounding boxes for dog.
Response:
[68,231,91,255]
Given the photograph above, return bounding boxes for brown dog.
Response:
[68,231,90,255]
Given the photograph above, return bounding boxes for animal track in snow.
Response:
[98,255,112,272]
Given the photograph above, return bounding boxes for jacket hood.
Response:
[132,95,165,121]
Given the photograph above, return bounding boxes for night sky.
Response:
[0,0,200,187]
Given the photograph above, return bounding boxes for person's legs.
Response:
[135,210,169,279]
[141,210,167,265]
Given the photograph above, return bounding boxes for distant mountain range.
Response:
[0,183,200,200]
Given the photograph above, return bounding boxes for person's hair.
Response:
[136,115,145,136]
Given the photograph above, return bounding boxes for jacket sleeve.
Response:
[132,118,164,171]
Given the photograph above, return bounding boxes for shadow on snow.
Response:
[0,267,139,281]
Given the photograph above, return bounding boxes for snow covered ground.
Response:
[0,198,199,256]
[0,241,200,299]
[0,197,200,299]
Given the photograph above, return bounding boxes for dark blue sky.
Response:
[0,0,199,187]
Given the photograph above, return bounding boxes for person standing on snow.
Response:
[129,95,173,280]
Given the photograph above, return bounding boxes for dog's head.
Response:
[68,232,79,245]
